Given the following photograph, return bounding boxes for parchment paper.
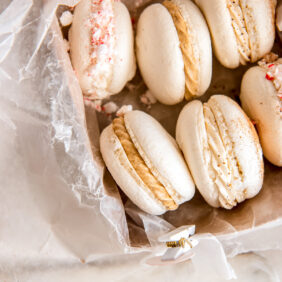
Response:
[94,0,282,251]
[0,0,281,279]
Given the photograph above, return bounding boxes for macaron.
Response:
[69,0,136,99]
[195,0,276,68]
[100,110,195,215]
[276,2,282,42]
[136,0,212,105]
[240,56,282,166]
[176,95,264,209]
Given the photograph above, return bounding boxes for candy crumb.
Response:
[103,102,118,114]
[60,11,73,27]
[140,90,157,105]
[84,99,102,112]
[116,105,133,117]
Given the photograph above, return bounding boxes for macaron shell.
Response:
[243,0,275,62]
[195,0,240,68]
[176,100,220,207]
[69,0,93,93]
[136,4,185,105]
[208,95,264,199]
[107,1,136,94]
[100,125,167,215]
[124,111,195,204]
[240,66,282,166]
[195,0,275,68]
[172,0,212,97]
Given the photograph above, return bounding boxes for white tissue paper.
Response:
[0,0,281,280]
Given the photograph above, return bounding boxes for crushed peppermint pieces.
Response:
[85,0,116,99]
[84,98,103,112]
[83,99,132,117]
[265,72,274,81]
[258,54,282,113]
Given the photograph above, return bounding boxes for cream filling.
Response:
[203,103,244,209]
[84,0,116,99]
[163,0,200,99]
[112,117,178,210]
[258,56,282,113]
[226,0,251,64]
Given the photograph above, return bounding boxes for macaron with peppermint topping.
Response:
[240,56,282,166]
[69,0,136,99]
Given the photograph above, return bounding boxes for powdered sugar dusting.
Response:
[85,0,116,99]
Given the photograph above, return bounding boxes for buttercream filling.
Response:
[163,0,200,99]
[112,117,177,210]
[258,55,282,113]
[85,0,116,99]
[226,0,251,64]
[203,103,244,208]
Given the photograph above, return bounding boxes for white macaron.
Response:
[176,95,264,209]
[240,57,282,166]
[69,0,136,99]
[100,110,195,215]
[195,0,276,68]
[136,0,212,105]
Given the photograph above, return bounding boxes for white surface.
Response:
[1,250,282,281]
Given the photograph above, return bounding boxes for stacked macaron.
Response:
[69,0,136,99]
[176,95,264,208]
[240,55,282,166]
[195,0,276,68]
[100,110,195,215]
[136,0,212,105]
